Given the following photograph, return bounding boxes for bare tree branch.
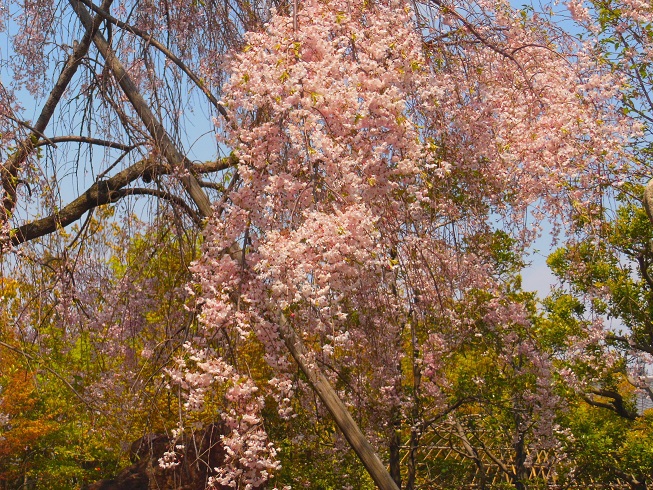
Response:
[606,333,653,355]
[583,389,638,420]
[194,153,238,173]
[35,135,141,152]
[1,0,112,223]
[9,158,154,245]
[7,156,235,245]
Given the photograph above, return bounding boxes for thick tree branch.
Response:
[194,153,238,173]
[605,333,653,355]
[583,389,638,420]
[9,158,154,245]
[8,157,235,245]
[197,180,225,191]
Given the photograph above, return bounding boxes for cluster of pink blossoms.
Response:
[165,343,282,489]
[185,0,635,485]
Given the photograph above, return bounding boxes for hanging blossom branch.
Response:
[189,0,632,486]
[68,2,402,487]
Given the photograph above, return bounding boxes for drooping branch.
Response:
[34,135,141,152]
[113,187,202,226]
[63,4,404,487]
[419,397,469,432]
[75,0,230,121]
[2,114,59,147]
[68,0,213,217]
[626,374,653,405]
[0,0,111,223]
[0,340,109,416]
[427,0,538,92]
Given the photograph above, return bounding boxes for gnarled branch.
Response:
[583,389,638,420]
[8,156,236,245]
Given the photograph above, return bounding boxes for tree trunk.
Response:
[388,407,402,489]
[278,315,400,490]
[512,413,527,490]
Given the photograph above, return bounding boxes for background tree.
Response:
[535,4,653,485]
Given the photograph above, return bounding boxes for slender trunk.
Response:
[405,429,418,490]
[454,420,487,490]
[512,413,527,490]
[511,356,527,490]
[388,407,402,489]
[405,317,421,490]
[278,315,400,490]
[388,310,404,489]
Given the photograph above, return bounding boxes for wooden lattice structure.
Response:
[406,437,634,489]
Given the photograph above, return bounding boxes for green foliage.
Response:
[559,401,653,487]
[0,211,206,488]
[542,179,653,484]
[547,193,653,336]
